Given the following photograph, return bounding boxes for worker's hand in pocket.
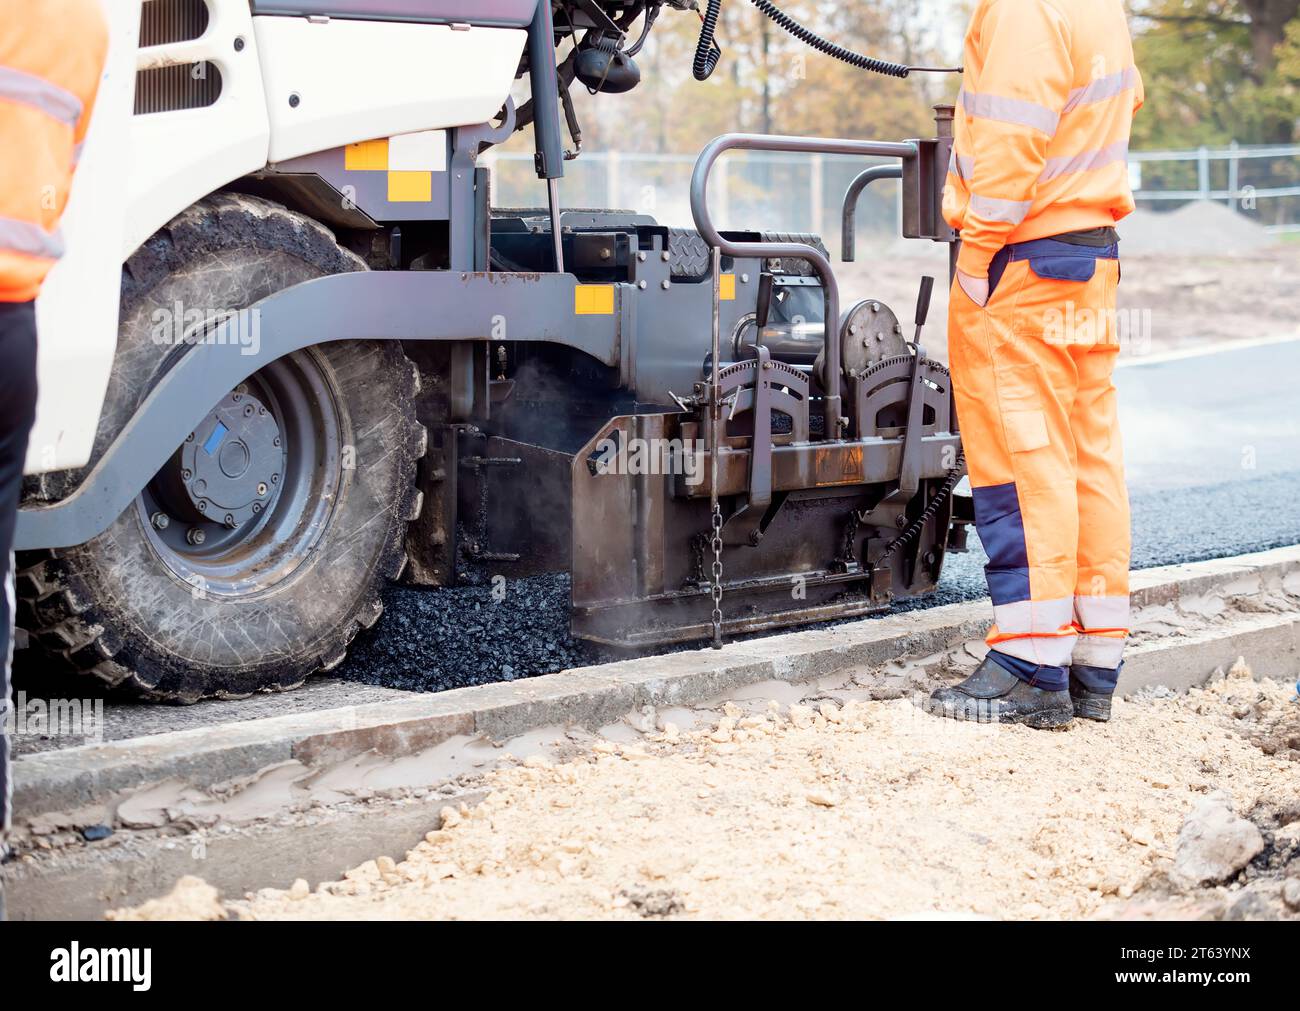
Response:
[956,270,989,308]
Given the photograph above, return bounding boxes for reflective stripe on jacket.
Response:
[941,0,1143,280]
[0,0,109,303]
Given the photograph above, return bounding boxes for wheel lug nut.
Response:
[187,527,206,546]
[257,482,268,496]
[151,512,170,531]
[223,514,237,529]
[197,500,207,512]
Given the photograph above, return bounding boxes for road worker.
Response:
[928,0,1143,727]
[0,0,109,900]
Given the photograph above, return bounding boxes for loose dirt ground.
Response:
[114,661,1300,921]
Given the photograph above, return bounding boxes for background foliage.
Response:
[556,1,1300,153]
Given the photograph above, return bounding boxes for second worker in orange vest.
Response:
[927,0,1143,727]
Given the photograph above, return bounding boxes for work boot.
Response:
[1068,668,1115,722]
[926,656,1074,728]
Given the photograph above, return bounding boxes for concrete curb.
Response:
[12,545,1300,821]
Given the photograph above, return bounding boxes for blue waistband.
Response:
[988,236,1119,295]
[1004,236,1119,261]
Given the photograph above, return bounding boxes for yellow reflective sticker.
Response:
[574,285,615,315]
[388,170,432,202]
[345,139,388,172]
[719,273,736,300]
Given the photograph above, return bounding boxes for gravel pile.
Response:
[337,573,609,692]
[1120,201,1276,255]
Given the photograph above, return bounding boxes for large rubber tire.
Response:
[16,194,426,701]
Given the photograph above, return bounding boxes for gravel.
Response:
[126,668,1300,921]
[339,573,609,693]
[1119,202,1276,256]
[1173,792,1266,885]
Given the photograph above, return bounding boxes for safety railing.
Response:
[688,133,918,433]
[485,140,1300,238]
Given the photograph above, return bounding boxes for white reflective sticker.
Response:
[388,130,448,172]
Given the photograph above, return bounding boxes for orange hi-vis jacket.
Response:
[942,0,1144,280]
[0,0,109,303]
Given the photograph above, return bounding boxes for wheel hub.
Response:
[174,391,284,529]
[139,353,345,598]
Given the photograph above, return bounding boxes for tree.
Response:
[571,1,951,154]
[1131,0,1300,144]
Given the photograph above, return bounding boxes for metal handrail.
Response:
[841,164,903,263]
[689,133,916,435]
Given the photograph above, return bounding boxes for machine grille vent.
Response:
[134,62,223,115]
[139,0,210,47]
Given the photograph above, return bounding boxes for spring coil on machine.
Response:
[876,450,967,568]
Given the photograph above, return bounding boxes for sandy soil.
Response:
[117,661,1300,921]
[840,245,1300,364]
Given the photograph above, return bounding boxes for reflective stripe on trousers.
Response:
[948,239,1131,682]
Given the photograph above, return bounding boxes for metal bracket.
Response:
[689,133,917,439]
[898,352,928,499]
[716,347,810,547]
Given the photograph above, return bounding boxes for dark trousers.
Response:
[0,300,39,839]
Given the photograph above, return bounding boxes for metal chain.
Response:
[709,501,724,647]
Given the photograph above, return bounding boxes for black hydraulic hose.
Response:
[751,0,909,78]
[625,4,658,57]
[694,0,723,81]
[693,1,960,82]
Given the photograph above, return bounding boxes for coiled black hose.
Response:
[694,0,913,81]
[876,450,966,568]
[751,0,910,78]
[694,0,723,81]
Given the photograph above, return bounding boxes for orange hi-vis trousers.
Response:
[948,236,1130,691]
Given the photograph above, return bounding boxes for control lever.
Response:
[754,271,775,330]
[898,275,935,499]
[911,274,934,357]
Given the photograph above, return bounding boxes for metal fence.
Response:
[481,142,1300,249]
[1129,144,1300,233]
